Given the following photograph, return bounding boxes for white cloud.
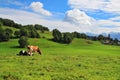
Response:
[109,16,120,21]
[66,0,120,34]
[0,0,23,6]
[0,8,44,24]
[97,20,120,27]
[0,8,80,32]
[1,8,120,34]
[68,0,107,11]
[103,0,120,13]
[30,2,52,16]
[63,8,120,34]
[64,9,95,25]
[68,0,120,13]
[64,9,98,33]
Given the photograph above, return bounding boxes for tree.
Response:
[0,27,11,42]
[22,25,40,38]
[2,19,14,27]
[30,30,37,38]
[34,24,42,30]
[80,33,87,39]
[98,35,104,41]
[114,38,118,45]
[0,18,22,29]
[13,23,22,28]
[34,24,49,31]
[36,32,40,38]
[52,29,62,42]
[20,28,29,37]
[0,27,5,42]
[63,32,74,44]
[28,25,40,38]
[5,28,13,38]
[14,31,20,38]
[72,32,81,38]
[41,27,44,33]
[91,36,97,41]
[18,36,29,48]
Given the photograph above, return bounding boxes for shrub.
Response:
[52,29,62,42]
[63,32,74,44]
[5,28,13,38]
[0,27,11,42]
[20,28,29,37]
[14,31,20,38]
[18,36,29,48]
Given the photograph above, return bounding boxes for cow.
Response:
[27,46,42,56]
[17,50,30,56]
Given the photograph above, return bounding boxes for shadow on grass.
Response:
[47,38,54,42]
[47,38,67,44]
[10,46,24,49]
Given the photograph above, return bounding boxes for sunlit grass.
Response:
[0,38,120,80]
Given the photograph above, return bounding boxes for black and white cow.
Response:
[17,50,30,56]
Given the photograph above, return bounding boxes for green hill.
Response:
[0,18,120,80]
[1,25,19,31]
[0,35,120,80]
[1,37,120,56]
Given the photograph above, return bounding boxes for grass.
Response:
[0,37,120,80]
[2,25,19,31]
[1,25,19,37]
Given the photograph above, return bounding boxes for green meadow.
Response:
[0,36,120,80]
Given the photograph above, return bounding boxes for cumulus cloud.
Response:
[66,0,120,34]
[68,0,120,13]
[63,8,120,34]
[64,9,95,25]
[30,2,52,16]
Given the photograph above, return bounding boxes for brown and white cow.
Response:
[27,46,42,56]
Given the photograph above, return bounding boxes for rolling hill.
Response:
[0,37,120,80]
[0,18,120,80]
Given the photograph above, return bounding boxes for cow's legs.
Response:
[27,50,33,56]
[37,48,42,55]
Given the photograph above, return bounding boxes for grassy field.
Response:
[0,37,120,80]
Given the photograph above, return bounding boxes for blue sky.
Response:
[0,0,120,34]
[0,0,70,14]
[0,0,115,19]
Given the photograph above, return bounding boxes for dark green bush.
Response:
[52,29,62,42]
[18,36,29,48]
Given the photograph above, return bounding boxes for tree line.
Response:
[0,18,49,42]
[0,26,13,42]
[52,29,120,45]
[52,29,88,44]
[0,18,49,31]
[0,18,50,47]
[0,17,120,47]
[0,18,22,28]
[0,25,48,42]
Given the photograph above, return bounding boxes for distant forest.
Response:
[0,17,120,46]
[0,18,49,41]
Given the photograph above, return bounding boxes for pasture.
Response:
[0,38,120,80]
